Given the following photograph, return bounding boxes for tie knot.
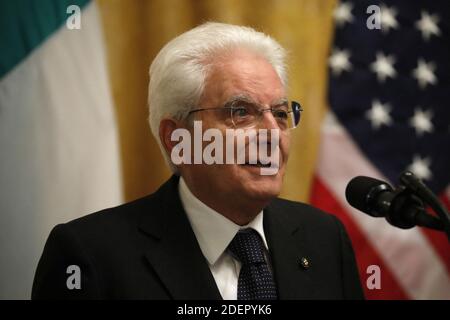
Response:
[228,229,266,265]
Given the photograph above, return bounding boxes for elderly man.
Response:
[32,22,364,300]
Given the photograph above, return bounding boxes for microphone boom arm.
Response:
[399,171,450,242]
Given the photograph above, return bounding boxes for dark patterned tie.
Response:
[228,229,278,300]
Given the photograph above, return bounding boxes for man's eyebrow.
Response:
[223,95,288,107]
[271,98,288,107]
[223,94,254,107]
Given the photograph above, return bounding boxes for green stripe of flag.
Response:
[0,0,90,78]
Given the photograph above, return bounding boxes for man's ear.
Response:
[159,118,181,155]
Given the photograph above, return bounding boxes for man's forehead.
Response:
[202,50,285,106]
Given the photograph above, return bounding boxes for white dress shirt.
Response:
[178,177,271,300]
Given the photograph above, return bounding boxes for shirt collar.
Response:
[178,176,268,266]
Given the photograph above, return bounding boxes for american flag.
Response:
[310,0,450,299]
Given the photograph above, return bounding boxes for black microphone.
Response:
[345,176,443,230]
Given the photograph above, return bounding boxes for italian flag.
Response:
[0,0,122,298]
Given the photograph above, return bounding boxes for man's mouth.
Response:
[241,161,272,168]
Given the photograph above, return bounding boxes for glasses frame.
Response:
[188,100,303,130]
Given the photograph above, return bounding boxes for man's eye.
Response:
[232,107,250,117]
[273,110,288,119]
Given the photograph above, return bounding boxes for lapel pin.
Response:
[299,257,310,269]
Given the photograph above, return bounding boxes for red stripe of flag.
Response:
[310,176,409,299]
[419,195,450,274]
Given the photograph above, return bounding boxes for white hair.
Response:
[148,22,287,173]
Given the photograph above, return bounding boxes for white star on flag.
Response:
[334,1,354,27]
[409,108,434,136]
[380,5,399,33]
[366,100,393,129]
[370,52,397,82]
[415,11,441,41]
[329,48,352,76]
[407,155,432,180]
[412,58,437,89]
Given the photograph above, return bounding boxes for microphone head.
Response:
[345,176,393,216]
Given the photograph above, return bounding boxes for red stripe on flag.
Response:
[440,194,450,209]
[310,176,409,300]
[419,195,450,274]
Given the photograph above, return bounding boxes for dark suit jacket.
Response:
[32,175,364,299]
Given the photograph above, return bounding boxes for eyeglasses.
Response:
[188,99,303,130]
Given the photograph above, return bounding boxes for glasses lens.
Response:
[229,100,302,129]
[270,105,288,129]
[290,101,302,129]
[231,101,257,128]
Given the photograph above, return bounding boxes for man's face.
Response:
[181,48,291,206]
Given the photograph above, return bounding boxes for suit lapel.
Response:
[138,175,222,300]
[137,175,317,299]
[264,201,317,299]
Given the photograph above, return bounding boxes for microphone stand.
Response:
[398,171,450,242]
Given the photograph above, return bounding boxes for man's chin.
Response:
[239,177,283,202]
[243,189,280,207]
